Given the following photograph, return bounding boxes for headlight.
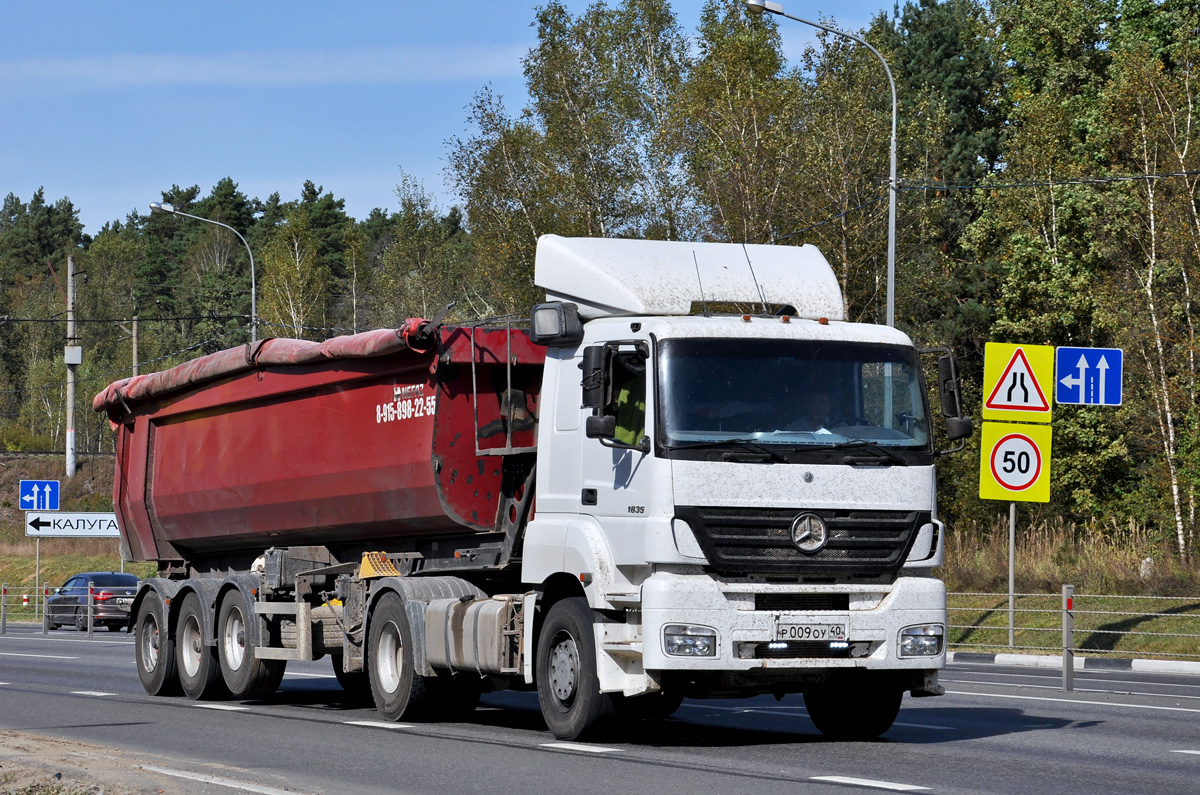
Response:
[899,624,944,657]
[664,624,717,657]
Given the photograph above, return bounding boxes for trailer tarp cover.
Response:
[93,327,413,414]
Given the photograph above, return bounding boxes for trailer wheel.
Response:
[536,597,612,740]
[135,591,180,696]
[804,678,902,740]
[367,592,432,720]
[218,589,285,700]
[176,592,226,700]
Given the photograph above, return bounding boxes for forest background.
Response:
[3,0,1200,583]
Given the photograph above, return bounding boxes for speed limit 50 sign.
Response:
[979,421,1052,502]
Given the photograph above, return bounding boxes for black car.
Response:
[45,572,139,632]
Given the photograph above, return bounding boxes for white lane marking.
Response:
[942,678,1200,702]
[344,720,415,730]
[811,775,929,791]
[892,721,955,731]
[1172,750,1200,756]
[946,690,1200,714]
[71,690,117,697]
[138,765,302,795]
[284,672,337,679]
[0,634,134,646]
[0,651,79,660]
[193,703,250,712]
[0,682,10,685]
[541,742,618,753]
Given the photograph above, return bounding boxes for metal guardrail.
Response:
[0,580,97,637]
[949,587,1200,690]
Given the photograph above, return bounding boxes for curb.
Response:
[948,650,1200,676]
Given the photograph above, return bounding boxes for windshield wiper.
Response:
[662,438,788,463]
[829,439,909,466]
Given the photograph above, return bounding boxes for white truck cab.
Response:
[521,235,970,739]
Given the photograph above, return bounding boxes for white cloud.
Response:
[0,44,528,95]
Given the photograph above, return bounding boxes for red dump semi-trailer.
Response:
[96,235,970,740]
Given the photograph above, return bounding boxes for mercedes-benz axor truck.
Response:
[95,235,971,740]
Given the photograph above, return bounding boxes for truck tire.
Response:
[176,592,226,700]
[536,597,612,740]
[367,592,433,720]
[135,591,180,696]
[804,679,903,740]
[218,589,285,700]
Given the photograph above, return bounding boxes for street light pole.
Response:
[745,0,899,328]
[149,201,258,342]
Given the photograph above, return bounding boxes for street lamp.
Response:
[745,0,899,328]
[149,201,258,342]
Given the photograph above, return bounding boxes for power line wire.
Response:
[0,331,243,396]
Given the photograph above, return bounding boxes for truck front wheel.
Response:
[367,592,432,720]
[536,597,612,740]
[804,678,903,740]
[218,589,285,699]
[176,592,226,700]
[135,591,179,696]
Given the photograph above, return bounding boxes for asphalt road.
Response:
[1,625,1198,794]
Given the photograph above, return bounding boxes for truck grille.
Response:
[677,506,927,578]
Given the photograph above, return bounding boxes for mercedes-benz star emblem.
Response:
[790,513,828,554]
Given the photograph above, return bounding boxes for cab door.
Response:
[578,341,660,566]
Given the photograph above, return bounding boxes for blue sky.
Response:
[1,1,889,235]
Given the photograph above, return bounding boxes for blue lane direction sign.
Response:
[18,480,60,511]
[1055,347,1123,406]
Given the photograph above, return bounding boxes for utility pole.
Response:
[119,316,140,376]
[64,254,81,478]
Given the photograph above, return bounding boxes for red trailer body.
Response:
[94,323,545,566]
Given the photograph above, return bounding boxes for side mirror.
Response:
[937,354,963,418]
[586,414,617,440]
[946,415,974,441]
[580,346,609,409]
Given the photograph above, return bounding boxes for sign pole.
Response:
[1009,501,1016,648]
[34,538,40,621]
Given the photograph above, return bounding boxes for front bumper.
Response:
[640,572,946,673]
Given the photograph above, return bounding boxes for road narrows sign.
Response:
[979,422,1052,502]
[983,343,1054,422]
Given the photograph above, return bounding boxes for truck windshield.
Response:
[657,338,930,455]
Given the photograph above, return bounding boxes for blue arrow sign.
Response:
[18,479,60,511]
[1055,347,1123,406]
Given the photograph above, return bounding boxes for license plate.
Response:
[116,598,132,607]
[776,622,847,642]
